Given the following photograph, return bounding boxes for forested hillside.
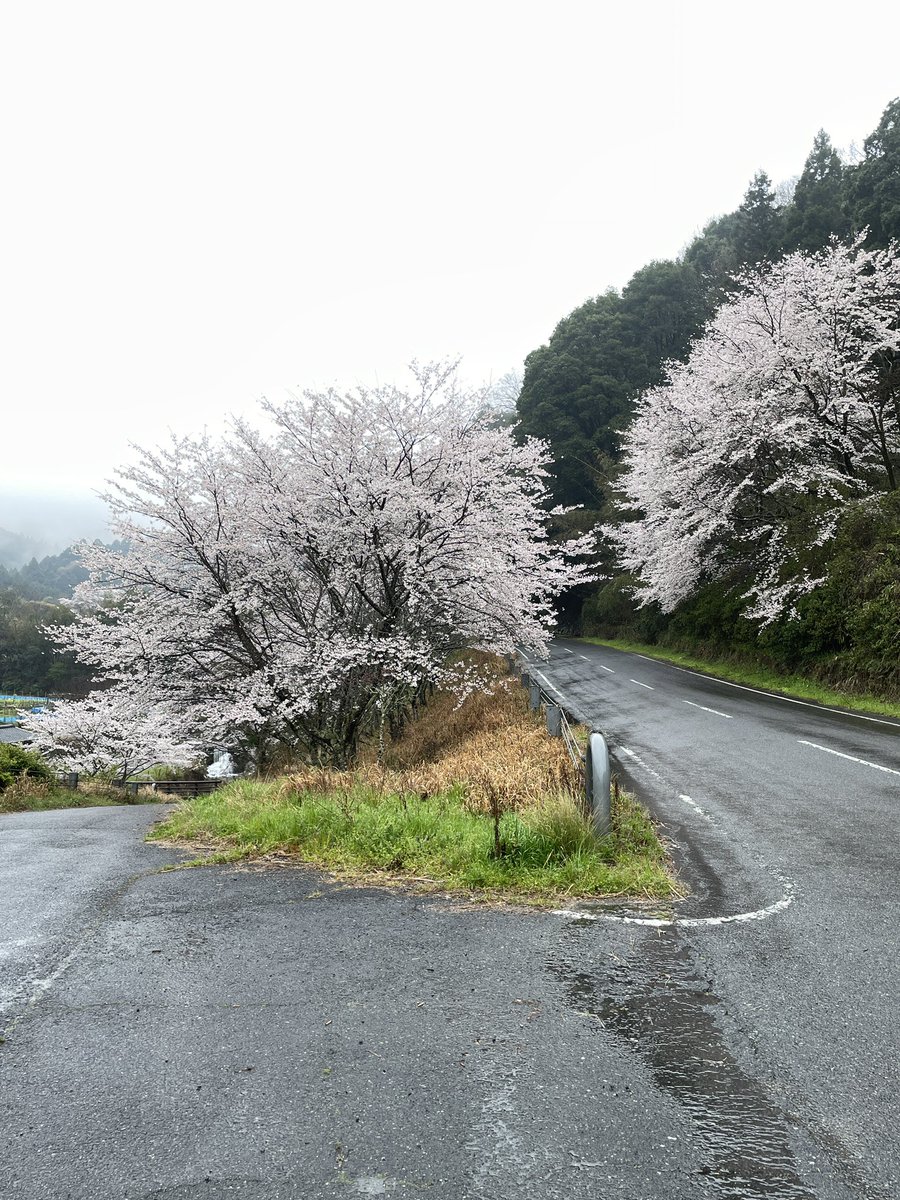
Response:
[517,98,900,696]
[0,546,111,696]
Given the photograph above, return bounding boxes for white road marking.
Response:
[630,679,654,690]
[683,699,732,719]
[619,749,711,823]
[563,648,574,654]
[622,650,900,730]
[599,665,614,673]
[619,745,666,784]
[553,886,795,928]
[797,740,900,778]
[678,793,709,818]
[579,654,590,660]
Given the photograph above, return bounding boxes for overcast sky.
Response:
[2,0,898,536]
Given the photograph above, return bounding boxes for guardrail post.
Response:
[546,704,562,736]
[529,682,541,711]
[66,772,79,790]
[520,669,530,689]
[584,731,611,836]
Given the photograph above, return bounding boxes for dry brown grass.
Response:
[276,665,582,813]
[0,773,128,813]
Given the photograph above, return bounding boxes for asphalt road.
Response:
[1,646,898,1199]
[523,639,900,1198]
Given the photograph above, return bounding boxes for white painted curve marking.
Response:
[630,679,654,690]
[552,887,795,929]
[798,740,900,778]
[683,699,732,719]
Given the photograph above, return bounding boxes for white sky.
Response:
[2,0,898,525]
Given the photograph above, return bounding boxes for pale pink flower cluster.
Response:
[37,363,594,769]
[611,237,900,621]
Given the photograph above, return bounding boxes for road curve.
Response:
[522,638,900,1199]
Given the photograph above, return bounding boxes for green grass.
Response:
[0,783,159,814]
[149,778,676,904]
[579,636,900,720]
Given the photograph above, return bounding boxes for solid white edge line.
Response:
[683,699,732,719]
[618,650,900,729]
[797,739,900,778]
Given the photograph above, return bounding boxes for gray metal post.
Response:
[520,669,531,688]
[529,682,541,711]
[546,704,562,736]
[66,772,79,790]
[585,731,611,836]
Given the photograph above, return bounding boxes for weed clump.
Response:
[151,662,676,903]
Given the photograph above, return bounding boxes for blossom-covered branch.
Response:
[48,363,595,767]
[610,237,900,621]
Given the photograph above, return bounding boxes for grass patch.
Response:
[580,636,900,721]
[150,672,677,904]
[0,775,158,814]
[149,779,674,903]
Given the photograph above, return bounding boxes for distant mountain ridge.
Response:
[0,544,121,601]
[0,526,47,569]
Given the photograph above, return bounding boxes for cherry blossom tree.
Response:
[20,688,200,783]
[611,237,900,621]
[50,363,594,768]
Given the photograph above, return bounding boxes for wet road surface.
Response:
[525,639,900,1198]
[2,646,898,1200]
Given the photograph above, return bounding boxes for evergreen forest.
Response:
[0,548,97,696]
[516,98,900,697]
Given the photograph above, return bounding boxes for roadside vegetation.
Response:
[519,98,900,697]
[580,636,900,721]
[150,670,676,905]
[0,744,124,811]
[0,742,157,814]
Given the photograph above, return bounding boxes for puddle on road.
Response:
[550,929,821,1199]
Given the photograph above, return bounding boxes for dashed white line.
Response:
[563,648,574,654]
[619,745,666,784]
[619,749,711,824]
[621,650,900,730]
[599,665,614,673]
[683,699,732,719]
[797,740,900,778]
[630,679,654,690]
[678,793,709,818]
[578,654,590,660]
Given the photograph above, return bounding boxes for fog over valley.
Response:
[0,487,111,565]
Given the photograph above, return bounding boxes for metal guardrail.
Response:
[56,773,236,797]
[518,659,611,836]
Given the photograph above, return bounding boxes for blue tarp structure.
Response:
[0,695,50,724]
